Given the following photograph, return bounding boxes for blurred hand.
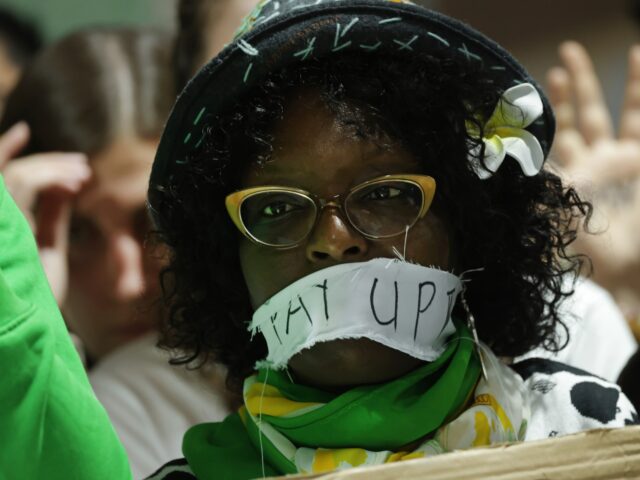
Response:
[0,122,91,304]
[547,41,640,318]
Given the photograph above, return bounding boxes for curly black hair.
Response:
[152,51,591,392]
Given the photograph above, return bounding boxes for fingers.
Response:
[0,122,30,169]
[3,152,90,218]
[37,194,73,304]
[620,45,640,139]
[547,67,575,131]
[559,41,614,144]
[547,66,586,166]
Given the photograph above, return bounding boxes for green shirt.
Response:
[0,175,132,479]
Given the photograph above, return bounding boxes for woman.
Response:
[0,28,232,478]
[146,0,637,477]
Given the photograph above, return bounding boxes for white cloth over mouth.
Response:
[250,258,463,369]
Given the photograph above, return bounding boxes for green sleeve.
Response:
[0,175,132,479]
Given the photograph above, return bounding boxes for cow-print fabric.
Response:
[512,358,638,439]
[147,359,638,479]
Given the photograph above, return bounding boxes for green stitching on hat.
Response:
[293,37,316,60]
[333,18,358,52]
[176,158,188,164]
[378,17,401,24]
[342,17,359,36]
[458,43,481,61]
[193,107,206,126]
[255,11,280,25]
[393,35,418,51]
[243,62,254,83]
[427,31,449,47]
[491,66,506,71]
[332,41,352,52]
[195,132,206,148]
[360,41,382,51]
[184,132,192,144]
[291,0,321,11]
[238,39,259,56]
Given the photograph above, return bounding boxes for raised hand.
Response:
[546,41,640,320]
[0,122,91,304]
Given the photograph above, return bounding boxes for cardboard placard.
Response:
[268,426,640,480]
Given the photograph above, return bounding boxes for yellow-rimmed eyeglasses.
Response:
[225,174,436,248]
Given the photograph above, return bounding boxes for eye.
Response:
[262,201,297,217]
[363,185,403,200]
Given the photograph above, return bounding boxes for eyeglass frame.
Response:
[225,173,437,249]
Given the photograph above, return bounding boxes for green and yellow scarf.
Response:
[183,327,528,479]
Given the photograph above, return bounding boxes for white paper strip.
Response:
[249,258,463,369]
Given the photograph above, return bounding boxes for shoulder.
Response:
[90,333,162,380]
[89,333,232,478]
[511,358,638,441]
[144,458,196,480]
[516,277,637,381]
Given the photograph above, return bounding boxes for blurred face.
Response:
[238,91,452,389]
[64,136,163,360]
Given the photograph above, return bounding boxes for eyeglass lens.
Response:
[346,180,422,237]
[239,180,423,246]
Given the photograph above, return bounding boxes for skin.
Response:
[238,90,452,389]
[0,126,162,360]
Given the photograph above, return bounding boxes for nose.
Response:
[306,208,368,262]
[106,233,146,301]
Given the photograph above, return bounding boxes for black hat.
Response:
[150,0,554,216]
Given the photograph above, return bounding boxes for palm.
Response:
[547,42,640,319]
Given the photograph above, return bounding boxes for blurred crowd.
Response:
[0,0,639,478]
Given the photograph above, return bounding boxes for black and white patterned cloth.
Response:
[513,358,638,440]
[145,459,194,480]
[146,358,638,480]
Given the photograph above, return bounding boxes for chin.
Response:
[288,338,425,390]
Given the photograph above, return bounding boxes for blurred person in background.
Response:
[0,8,42,113]
[1,27,172,362]
[0,27,233,478]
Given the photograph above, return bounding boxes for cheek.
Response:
[239,240,309,309]
[402,213,452,269]
[68,255,103,294]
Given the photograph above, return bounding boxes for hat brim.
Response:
[150,0,554,207]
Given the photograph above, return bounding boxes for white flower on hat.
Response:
[468,82,544,180]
